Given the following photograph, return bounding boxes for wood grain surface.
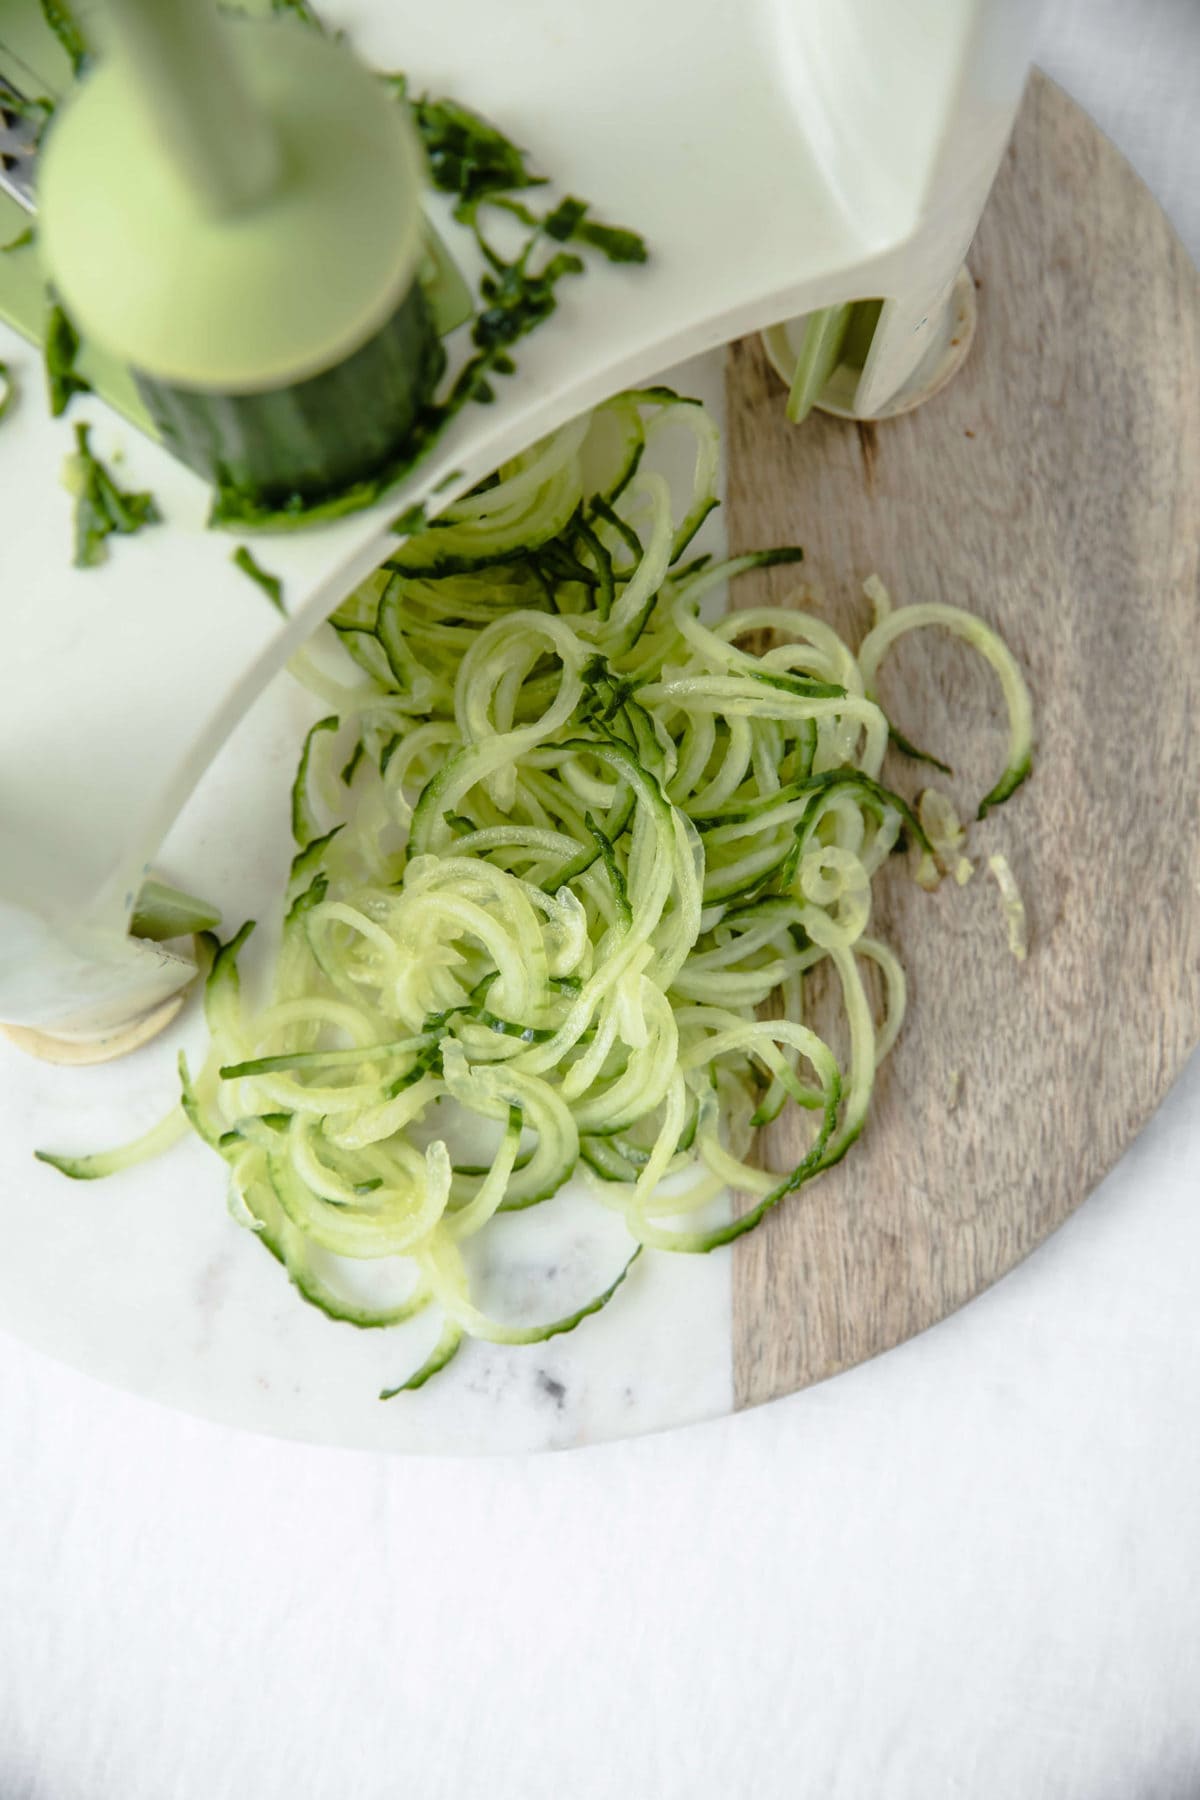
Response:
[727,73,1200,1410]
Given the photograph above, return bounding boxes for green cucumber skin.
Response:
[136,279,445,505]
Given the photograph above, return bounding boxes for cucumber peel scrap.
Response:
[129,880,221,942]
[232,546,286,616]
[64,423,162,568]
[36,392,1034,1392]
[44,303,91,419]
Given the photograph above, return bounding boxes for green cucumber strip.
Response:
[291,716,339,848]
[269,0,325,32]
[179,1052,225,1154]
[39,0,90,73]
[487,193,648,266]
[751,669,846,702]
[332,625,392,686]
[286,824,344,906]
[66,422,161,569]
[978,755,1032,817]
[584,812,632,927]
[390,501,428,539]
[232,545,286,615]
[380,1318,464,1397]
[778,770,931,891]
[44,300,90,416]
[35,1103,188,1180]
[590,494,643,563]
[887,724,953,776]
[858,599,1033,819]
[580,1136,639,1181]
[131,879,221,941]
[286,873,328,926]
[204,921,256,1031]
[220,1036,432,1079]
[786,303,853,425]
[446,1248,641,1347]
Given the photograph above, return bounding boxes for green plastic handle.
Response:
[39,16,429,391]
[98,0,279,214]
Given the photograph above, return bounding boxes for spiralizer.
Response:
[0,0,1041,1054]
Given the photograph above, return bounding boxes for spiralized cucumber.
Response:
[37,389,1033,1392]
[857,586,1033,817]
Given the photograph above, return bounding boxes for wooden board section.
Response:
[728,72,1200,1410]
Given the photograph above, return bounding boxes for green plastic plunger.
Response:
[37,0,444,503]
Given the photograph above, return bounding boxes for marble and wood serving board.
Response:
[0,74,1195,1453]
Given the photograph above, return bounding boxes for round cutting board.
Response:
[0,74,1195,1453]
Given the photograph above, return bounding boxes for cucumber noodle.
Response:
[38,388,1034,1393]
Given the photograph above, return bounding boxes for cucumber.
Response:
[140,278,444,508]
[130,878,221,941]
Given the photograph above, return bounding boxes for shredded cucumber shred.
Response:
[987,852,1029,962]
[34,1104,190,1181]
[35,390,1034,1391]
[857,579,1033,817]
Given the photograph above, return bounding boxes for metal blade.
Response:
[0,73,40,214]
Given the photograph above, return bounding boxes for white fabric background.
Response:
[2,3,1198,1794]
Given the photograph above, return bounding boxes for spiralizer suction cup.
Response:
[0,0,1042,1052]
